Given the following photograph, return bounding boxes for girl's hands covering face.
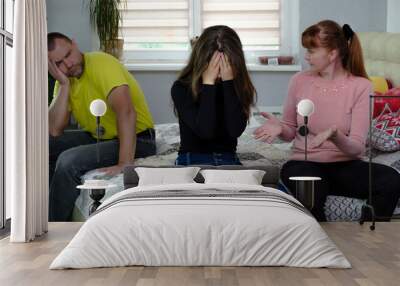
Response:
[202,51,221,85]
[220,53,234,81]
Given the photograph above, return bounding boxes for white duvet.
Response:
[50,183,351,269]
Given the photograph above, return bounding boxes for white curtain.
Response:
[7,0,48,242]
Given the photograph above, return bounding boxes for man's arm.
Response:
[48,60,71,136]
[99,85,136,175]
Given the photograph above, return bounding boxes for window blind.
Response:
[118,0,297,61]
[202,0,280,50]
[119,0,190,51]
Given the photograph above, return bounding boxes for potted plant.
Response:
[88,0,126,59]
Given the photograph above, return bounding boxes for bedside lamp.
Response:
[76,99,109,216]
[289,99,318,210]
[90,99,107,163]
[297,99,314,161]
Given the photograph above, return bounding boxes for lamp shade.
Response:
[90,99,107,117]
[297,99,314,117]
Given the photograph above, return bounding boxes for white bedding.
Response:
[51,183,351,269]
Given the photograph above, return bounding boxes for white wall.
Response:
[299,0,387,69]
[46,0,388,123]
[387,0,400,32]
[46,0,93,52]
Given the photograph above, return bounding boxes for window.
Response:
[119,0,299,64]
[1,0,14,230]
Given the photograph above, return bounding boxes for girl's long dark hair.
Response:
[177,25,257,119]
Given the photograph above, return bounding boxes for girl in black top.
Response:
[172,25,256,165]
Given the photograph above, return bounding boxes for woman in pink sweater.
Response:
[254,20,400,221]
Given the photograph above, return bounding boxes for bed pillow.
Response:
[135,167,201,186]
[200,169,266,185]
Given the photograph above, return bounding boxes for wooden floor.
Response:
[0,222,399,286]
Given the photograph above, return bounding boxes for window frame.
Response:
[0,0,13,230]
[121,0,299,66]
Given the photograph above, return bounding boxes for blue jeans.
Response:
[49,129,156,221]
[175,152,241,166]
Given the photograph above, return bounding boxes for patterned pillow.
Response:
[373,87,400,118]
[324,195,365,221]
[371,105,400,152]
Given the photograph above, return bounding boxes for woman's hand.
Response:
[253,112,283,143]
[220,53,234,81]
[202,51,221,85]
[309,125,338,148]
[48,59,69,86]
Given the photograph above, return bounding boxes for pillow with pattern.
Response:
[373,87,400,118]
[324,195,365,221]
[371,105,400,152]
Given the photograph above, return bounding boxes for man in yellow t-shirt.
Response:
[47,32,156,221]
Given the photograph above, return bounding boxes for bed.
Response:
[51,166,351,269]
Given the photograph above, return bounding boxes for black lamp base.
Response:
[89,189,106,215]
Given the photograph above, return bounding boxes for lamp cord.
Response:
[96,116,100,163]
[304,116,308,161]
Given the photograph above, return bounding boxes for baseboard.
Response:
[0,218,11,239]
